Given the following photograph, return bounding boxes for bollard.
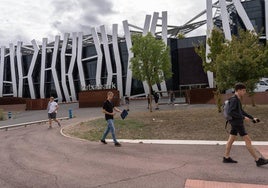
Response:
[8,112,12,119]
[68,109,73,118]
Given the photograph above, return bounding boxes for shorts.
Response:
[230,124,247,137]
[48,112,57,119]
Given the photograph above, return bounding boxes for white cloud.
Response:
[0,0,207,46]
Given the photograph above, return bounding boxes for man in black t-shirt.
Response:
[100,91,122,147]
[223,83,268,167]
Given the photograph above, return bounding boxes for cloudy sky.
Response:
[0,0,208,46]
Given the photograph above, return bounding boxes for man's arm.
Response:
[241,109,253,120]
[113,107,122,113]
[102,108,115,116]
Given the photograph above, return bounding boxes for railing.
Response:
[0,117,70,131]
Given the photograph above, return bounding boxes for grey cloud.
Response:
[50,0,115,34]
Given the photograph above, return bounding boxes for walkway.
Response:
[0,100,267,188]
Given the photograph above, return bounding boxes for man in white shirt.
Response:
[47,97,61,128]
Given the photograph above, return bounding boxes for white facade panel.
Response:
[16,42,23,98]
[27,40,39,99]
[91,27,103,86]
[122,20,133,97]
[51,36,63,102]
[233,0,255,32]
[61,33,71,102]
[112,24,123,98]
[0,46,4,97]
[219,0,232,40]
[9,43,17,97]
[100,25,113,86]
[68,33,78,102]
[40,38,48,99]
[206,0,214,88]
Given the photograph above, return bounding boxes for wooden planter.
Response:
[185,88,268,105]
[78,89,120,108]
[26,98,50,110]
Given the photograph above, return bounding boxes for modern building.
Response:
[0,0,267,102]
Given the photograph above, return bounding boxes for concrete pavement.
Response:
[0,100,267,188]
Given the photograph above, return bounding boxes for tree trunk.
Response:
[213,89,222,113]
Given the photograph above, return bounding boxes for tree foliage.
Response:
[130,32,172,111]
[196,28,268,108]
[216,29,268,94]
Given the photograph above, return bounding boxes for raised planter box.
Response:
[0,97,26,105]
[185,88,268,105]
[26,98,50,110]
[78,89,120,108]
[185,88,216,104]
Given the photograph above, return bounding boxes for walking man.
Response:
[223,83,268,167]
[101,91,122,147]
[47,97,61,128]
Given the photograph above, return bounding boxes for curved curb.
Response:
[106,139,268,145]
[59,118,268,146]
[60,117,102,143]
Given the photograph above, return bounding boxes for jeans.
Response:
[101,119,118,143]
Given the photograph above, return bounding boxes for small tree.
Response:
[216,29,268,106]
[130,32,172,112]
[195,28,226,112]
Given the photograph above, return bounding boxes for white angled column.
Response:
[219,0,232,40]
[233,0,255,32]
[61,33,71,102]
[100,25,113,86]
[123,20,133,97]
[150,12,159,36]
[112,24,123,97]
[40,38,47,99]
[206,0,214,88]
[142,15,151,35]
[158,11,168,96]
[149,12,168,96]
[0,46,4,97]
[142,15,152,95]
[91,27,103,86]
[265,0,268,40]
[16,41,23,97]
[161,11,168,45]
[9,43,17,97]
[68,32,78,102]
[77,32,86,89]
[51,36,63,102]
[27,39,39,99]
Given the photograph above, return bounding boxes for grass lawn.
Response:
[63,105,268,141]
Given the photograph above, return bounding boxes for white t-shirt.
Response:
[48,101,58,113]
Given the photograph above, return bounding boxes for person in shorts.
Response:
[125,95,130,111]
[223,83,268,167]
[152,91,159,110]
[47,97,61,128]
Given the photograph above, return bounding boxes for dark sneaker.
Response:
[100,139,107,144]
[114,142,121,147]
[256,158,268,167]
[58,123,61,127]
[223,157,237,163]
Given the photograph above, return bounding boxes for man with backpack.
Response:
[223,83,268,167]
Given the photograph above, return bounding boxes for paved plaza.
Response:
[0,100,267,188]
